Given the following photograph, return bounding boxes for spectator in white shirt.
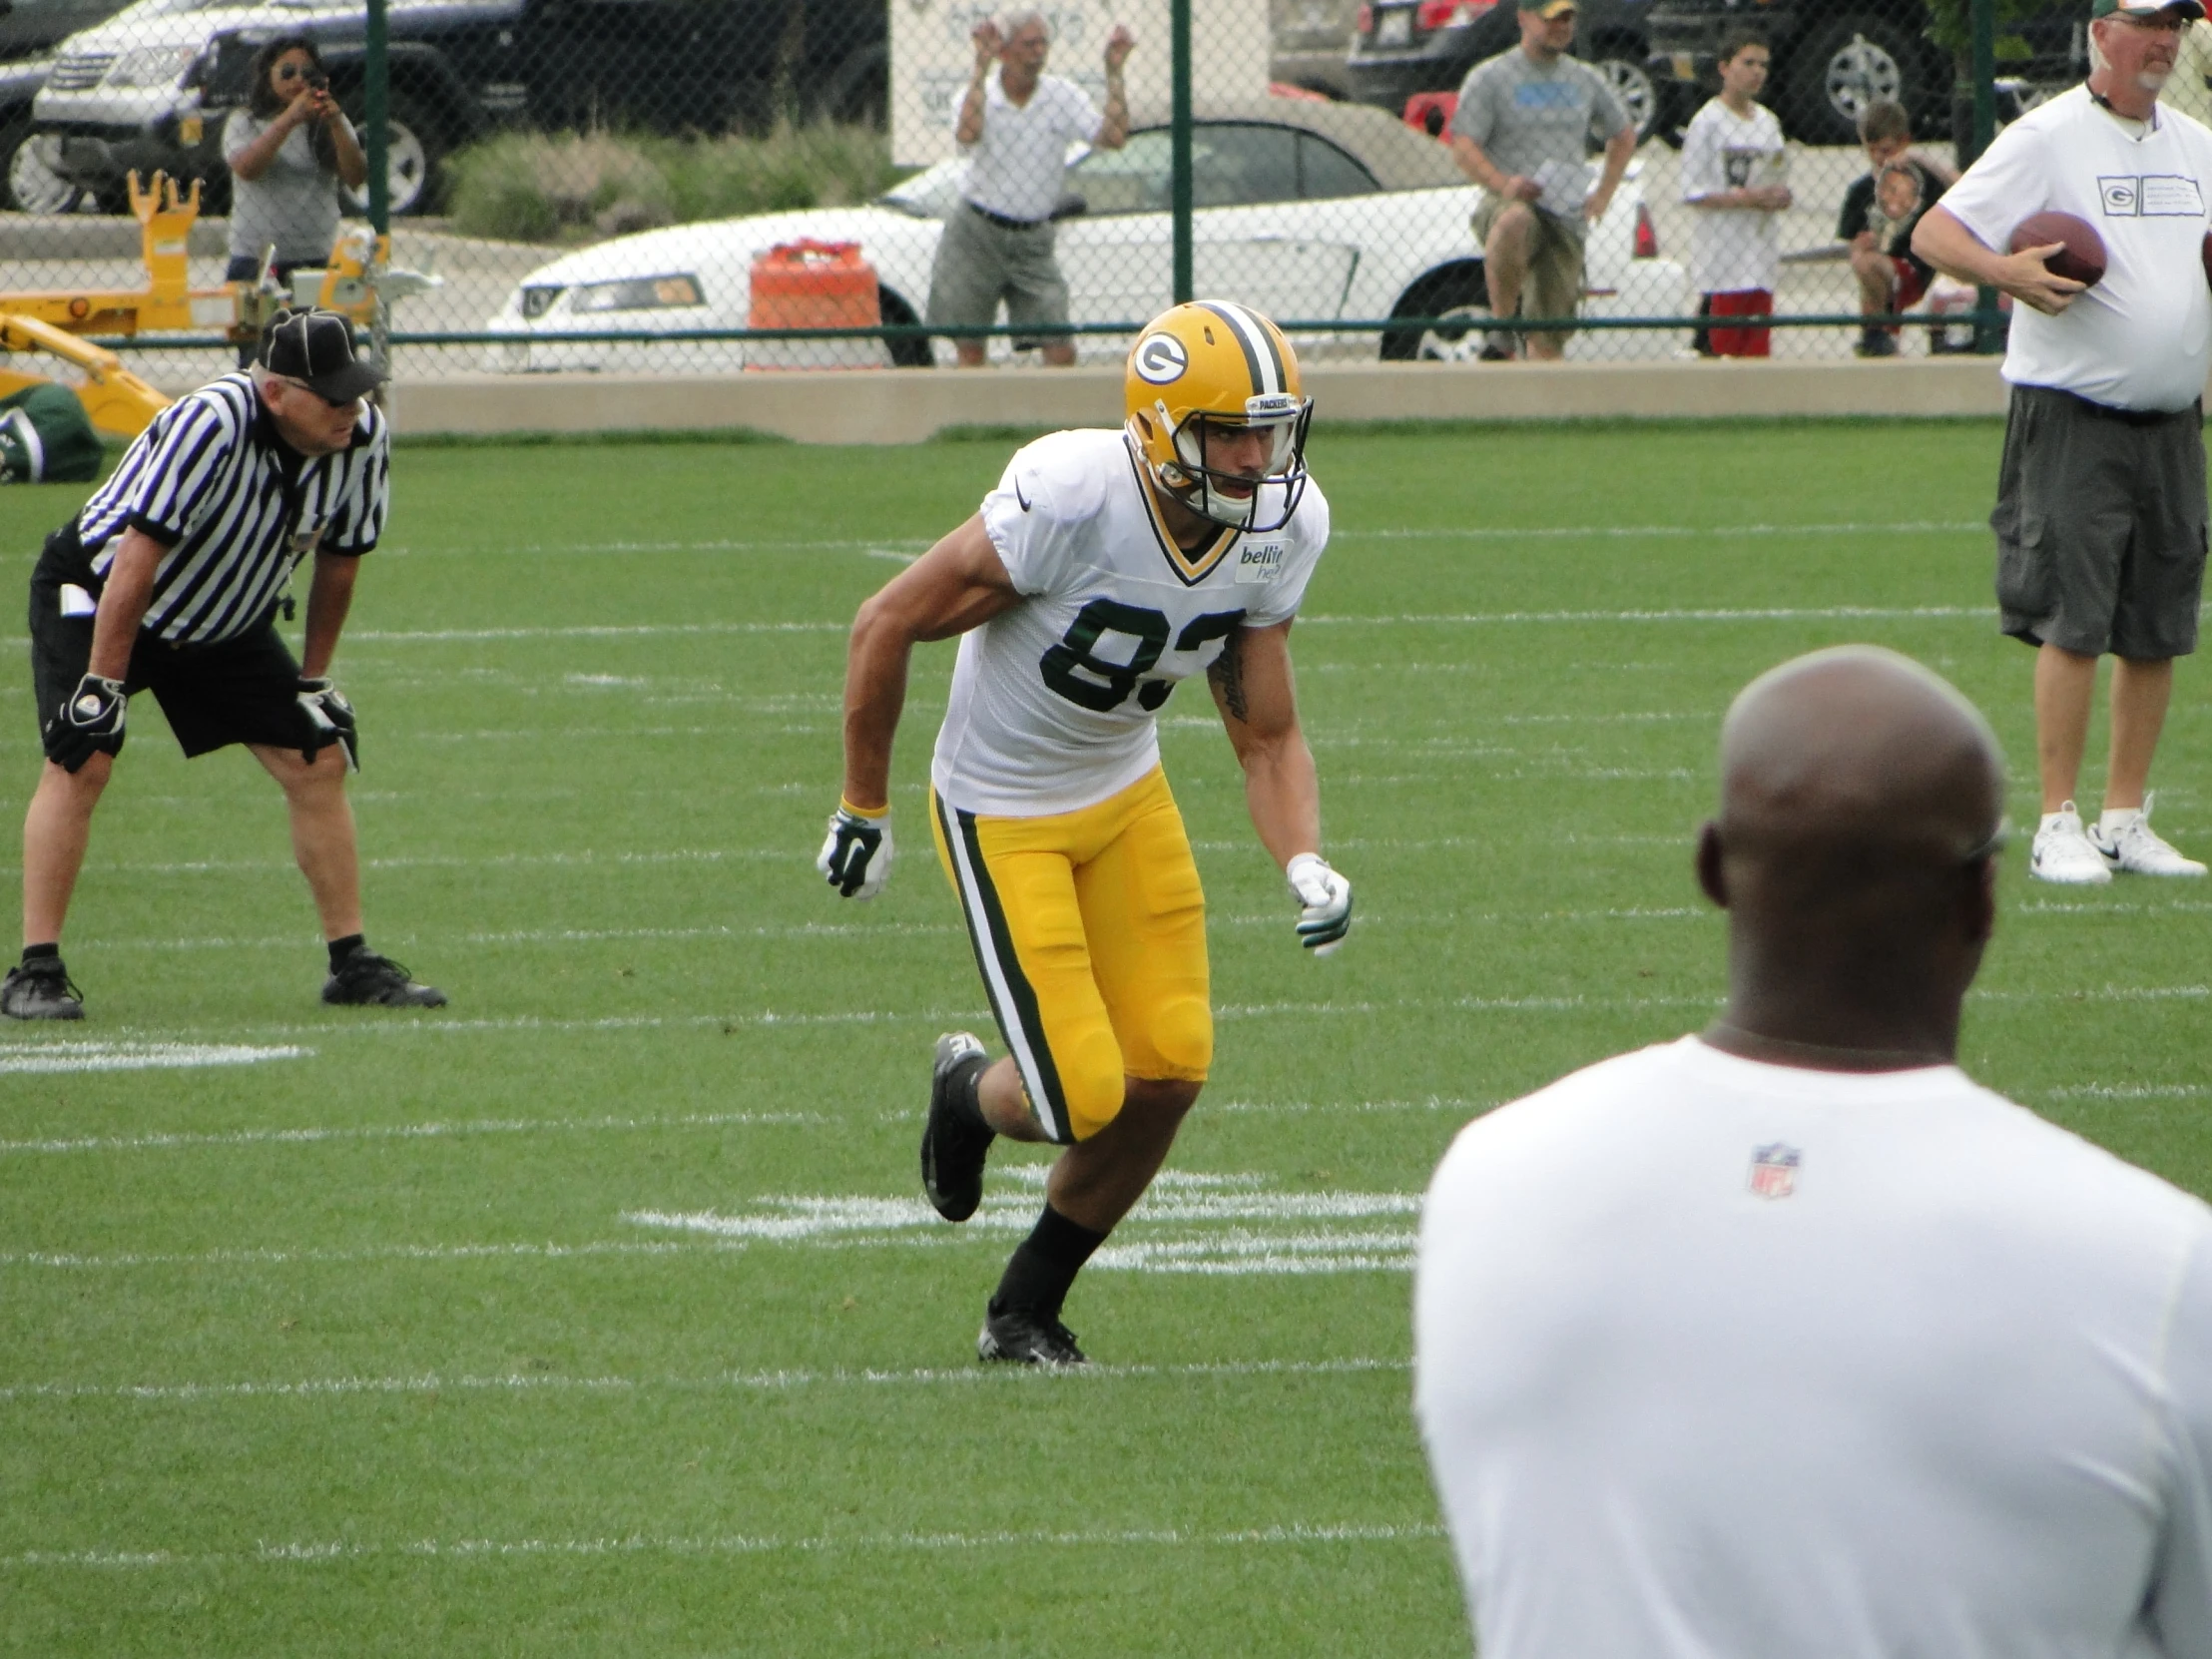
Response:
[1416,644,2212,1659]
[1680,29,1790,356]
[925,10,1133,368]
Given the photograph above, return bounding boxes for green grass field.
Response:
[0,418,2206,1657]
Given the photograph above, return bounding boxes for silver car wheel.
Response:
[1593,56,1658,141]
[1824,35,1904,126]
[9,134,84,216]
[342,118,431,217]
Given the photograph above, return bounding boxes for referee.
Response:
[1913,0,2212,885]
[3,308,444,1019]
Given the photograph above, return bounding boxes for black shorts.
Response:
[28,525,315,760]
[1991,384,2209,659]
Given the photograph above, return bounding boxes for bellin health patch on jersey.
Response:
[1235,541,1287,583]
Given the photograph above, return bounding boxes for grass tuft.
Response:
[446,124,908,245]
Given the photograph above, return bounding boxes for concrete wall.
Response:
[387,357,2014,443]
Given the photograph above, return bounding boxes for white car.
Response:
[484,96,1689,371]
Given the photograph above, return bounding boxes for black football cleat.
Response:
[977,1301,1088,1368]
[321,948,448,1008]
[1,957,84,1020]
[921,1030,993,1222]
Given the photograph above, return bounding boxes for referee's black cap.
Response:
[259,308,386,404]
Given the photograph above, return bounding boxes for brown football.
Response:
[2202,228,2212,291]
[2009,211,2106,287]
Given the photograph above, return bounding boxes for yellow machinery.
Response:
[0,170,439,440]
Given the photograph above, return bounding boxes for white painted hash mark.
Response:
[623,1167,1418,1277]
[0,1041,309,1075]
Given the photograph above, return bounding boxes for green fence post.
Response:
[364,0,389,236]
[1171,0,1192,304]
[1966,0,2000,352]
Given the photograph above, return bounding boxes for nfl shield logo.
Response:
[1748,1143,1801,1200]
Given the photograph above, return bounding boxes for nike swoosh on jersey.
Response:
[1015,478,1032,511]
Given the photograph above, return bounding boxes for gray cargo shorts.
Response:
[1991,384,2208,659]
[925,201,1070,351]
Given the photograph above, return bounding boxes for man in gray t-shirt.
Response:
[1447,0,1636,358]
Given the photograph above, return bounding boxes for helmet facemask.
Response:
[1150,391,1312,532]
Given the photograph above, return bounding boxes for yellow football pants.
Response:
[930,766,1212,1144]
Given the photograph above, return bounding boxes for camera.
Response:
[304,71,329,92]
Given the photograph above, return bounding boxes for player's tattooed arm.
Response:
[1208,626,1249,724]
[1211,619,1323,876]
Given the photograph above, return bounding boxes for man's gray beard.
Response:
[2139,63,2173,92]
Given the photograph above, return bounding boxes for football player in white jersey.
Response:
[817,299,1352,1365]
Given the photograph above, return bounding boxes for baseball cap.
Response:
[2092,0,2205,18]
[258,307,385,405]
[1517,0,1577,15]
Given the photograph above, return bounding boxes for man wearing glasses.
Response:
[4,308,445,1019]
[1915,0,2212,884]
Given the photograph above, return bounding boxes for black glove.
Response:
[43,673,125,773]
[296,676,358,771]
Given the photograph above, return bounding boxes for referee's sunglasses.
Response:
[274,374,359,410]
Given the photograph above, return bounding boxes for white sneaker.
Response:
[2031,803,2113,885]
[2088,793,2207,877]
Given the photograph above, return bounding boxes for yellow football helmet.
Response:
[1124,300,1313,532]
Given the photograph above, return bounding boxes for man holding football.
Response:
[816,299,1351,1366]
[1914,0,2212,885]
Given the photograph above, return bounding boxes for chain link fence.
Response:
[0,0,2089,383]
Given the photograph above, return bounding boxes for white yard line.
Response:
[354,522,1982,560]
[0,599,1999,655]
[0,1355,1407,1410]
[1,1513,1440,1573]
[0,1041,308,1075]
[0,1108,819,1158]
[5,982,2187,1059]
[2047,1083,2208,1099]
[1338,520,1986,542]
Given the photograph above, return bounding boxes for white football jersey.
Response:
[930,427,1332,817]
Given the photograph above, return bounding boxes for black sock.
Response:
[991,1203,1108,1325]
[327,934,365,972]
[21,942,59,965]
[948,1053,991,1137]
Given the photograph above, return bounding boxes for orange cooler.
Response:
[747,240,882,370]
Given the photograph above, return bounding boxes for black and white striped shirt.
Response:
[78,373,388,645]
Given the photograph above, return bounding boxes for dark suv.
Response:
[0,0,137,210]
[33,0,886,217]
[1644,0,2085,144]
[1345,0,1680,144]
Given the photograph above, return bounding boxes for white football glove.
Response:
[818,803,892,900]
[1286,852,1352,956]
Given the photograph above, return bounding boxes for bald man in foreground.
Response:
[1415,646,2212,1659]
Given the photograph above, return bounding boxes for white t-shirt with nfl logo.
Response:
[1680,98,1788,294]
[930,427,1331,818]
[1940,84,2212,411]
[1415,1035,2212,1659]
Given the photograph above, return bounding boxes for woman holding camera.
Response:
[222,37,368,314]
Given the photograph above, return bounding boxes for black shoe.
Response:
[1,957,83,1020]
[977,1302,1088,1368]
[1855,330,1899,358]
[1476,338,1516,362]
[921,1030,994,1222]
[321,948,447,1008]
